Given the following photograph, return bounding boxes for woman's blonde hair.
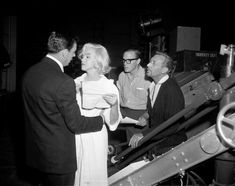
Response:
[79,43,111,74]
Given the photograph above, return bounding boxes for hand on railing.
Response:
[129,133,144,148]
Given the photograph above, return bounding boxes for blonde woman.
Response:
[74,43,122,186]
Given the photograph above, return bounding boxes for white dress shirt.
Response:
[46,54,64,72]
[149,75,169,107]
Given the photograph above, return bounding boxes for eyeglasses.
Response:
[122,58,139,64]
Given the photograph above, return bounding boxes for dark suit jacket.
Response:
[22,57,103,174]
[143,78,187,153]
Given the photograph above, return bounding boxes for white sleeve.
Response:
[103,83,123,131]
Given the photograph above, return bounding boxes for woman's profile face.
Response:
[80,47,96,72]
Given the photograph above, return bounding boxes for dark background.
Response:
[15,2,235,78]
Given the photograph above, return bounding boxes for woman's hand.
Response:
[103,94,118,106]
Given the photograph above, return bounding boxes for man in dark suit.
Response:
[21,31,104,186]
[129,51,187,157]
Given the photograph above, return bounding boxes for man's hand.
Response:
[99,109,105,123]
[129,133,144,148]
[75,82,81,93]
[136,115,148,127]
[103,94,118,106]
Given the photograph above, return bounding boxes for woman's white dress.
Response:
[74,74,122,186]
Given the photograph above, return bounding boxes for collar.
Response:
[128,65,144,78]
[150,74,169,88]
[157,74,169,84]
[46,54,64,72]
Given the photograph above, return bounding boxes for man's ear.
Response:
[162,66,168,73]
[61,49,68,58]
[137,58,141,65]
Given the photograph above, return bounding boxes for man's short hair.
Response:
[155,51,174,74]
[47,31,79,53]
[123,48,142,59]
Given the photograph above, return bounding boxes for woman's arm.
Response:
[103,94,119,124]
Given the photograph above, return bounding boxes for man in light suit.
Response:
[117,48,151,141]
[21,31,104,186]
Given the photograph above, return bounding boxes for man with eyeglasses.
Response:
[117,48,151,141]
